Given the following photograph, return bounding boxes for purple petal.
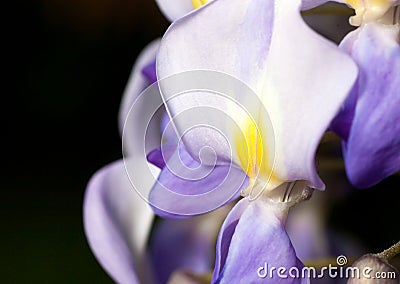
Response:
[212,198,306,283]
[147,143,177,169]
[141,60,157,84]
[149,146,248,218]
[330,23,361,141]
[212,198,251,281]
[330,88,358,142]
[83,160,155,284]
[336,23,400,188]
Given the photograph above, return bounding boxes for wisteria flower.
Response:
[330,3,400,188]
[149,0,357,282]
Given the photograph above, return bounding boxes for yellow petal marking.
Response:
[191,0,209,9]
[234,115,280,191]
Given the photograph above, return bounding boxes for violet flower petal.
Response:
[212,198,308,283]
[336,23,400,187]
[149,146,248,218]
[84,160,155,284]
[212,198,251,281]
[142,60,157,84]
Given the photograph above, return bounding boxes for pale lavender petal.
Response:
[149,146,248,218]
[212,198,307,283]
[212,198,251,281]
[83,160,155,284]
[160,111,170,134]
[337,23,400,188]
[155,0,197,22]
[119,39,160,139]
[160,111,179,146]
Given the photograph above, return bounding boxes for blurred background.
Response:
[5,0,167,282]
[4,0,399,283]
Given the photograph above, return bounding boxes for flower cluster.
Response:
[84,0,399,283]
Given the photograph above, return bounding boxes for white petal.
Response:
[119,39,160,145]
[156,0,357,190]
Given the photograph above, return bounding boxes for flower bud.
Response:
[347,254,399,284]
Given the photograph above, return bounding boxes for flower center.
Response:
[241,179,312,209]
[235,116,281,199]
[346,0,396,25]
[235,116,266,179]
[191,0,209,9]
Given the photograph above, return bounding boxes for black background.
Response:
[4,0,399,283]
[5,1,167,282]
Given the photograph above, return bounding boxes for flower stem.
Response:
[376,240,400,261]
[289,186,313,208]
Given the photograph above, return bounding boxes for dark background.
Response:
[4,1,399,283]
[5,1,168,282]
